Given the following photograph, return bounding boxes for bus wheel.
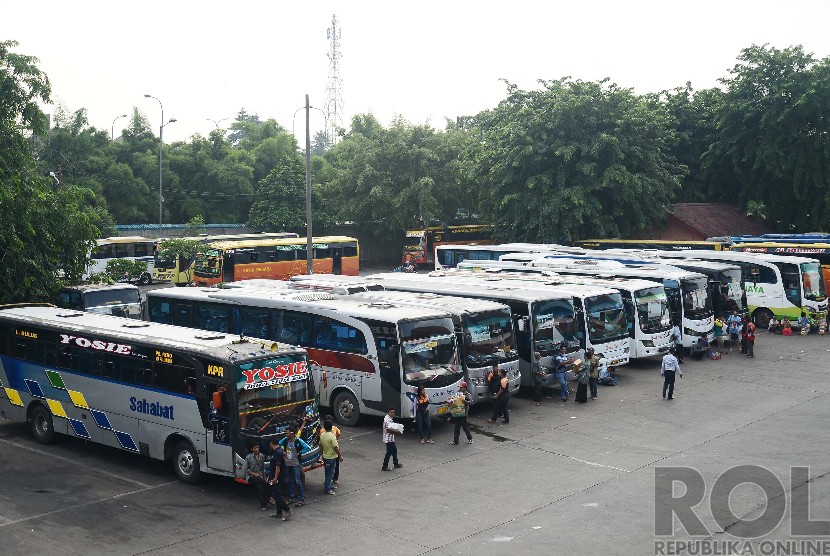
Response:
[30,405,55,444]
[332,391,360,427]
[173,440,202,484]
[753,308,773,329]
[139,273,152,286]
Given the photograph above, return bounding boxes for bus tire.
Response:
[139,272,152,286]
[332,391,360,427]
[30,404,55,444]
[173,440,202,484]
[753,308,773,329]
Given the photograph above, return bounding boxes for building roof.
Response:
[668,203,773,238]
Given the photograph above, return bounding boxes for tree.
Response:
[703,44,830,231]
[466,78,686,242]
[248,155,308,229]
[0,41,101,302]
[156,237,204,285]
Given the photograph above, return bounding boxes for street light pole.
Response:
[144,95,164,231]
[305,94,313,274]
[111,114,127,141]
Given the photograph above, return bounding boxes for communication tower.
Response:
[325,14,344,146]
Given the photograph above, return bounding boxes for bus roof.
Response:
[730,242,830,255]
[148,286,455,323]
[96,236,155,245]
[407,224,493,233]
[452,265,664,292]
[206,236,357,250]
[0,305,306,363]
[651,249,821,265]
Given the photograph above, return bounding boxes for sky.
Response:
[4,1,830,144]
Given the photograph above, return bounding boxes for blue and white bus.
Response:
[0,305,318,484]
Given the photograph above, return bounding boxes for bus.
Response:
[55,284,143,320]
[153,232,299,286]
[502,256,714,350]
[0,305,318,484]
[145,286,464,426]
[576,239,730,251]
[641,250,828,329]
[324,272,631,384]
[435,243,558,270]
[729,242,830,293]
[284,277,519,403]
[86,236,157,285]
[403,224,494,267]
[192,236,359,286]
[453,264,673,359]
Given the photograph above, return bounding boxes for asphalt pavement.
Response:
[2,332,830,555]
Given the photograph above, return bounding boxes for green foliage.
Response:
[248,156,308,229]
[103,258,148,283]
[467,78,686,243]
[156,238,204,284]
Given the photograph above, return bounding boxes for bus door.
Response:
[202,381,233,472]
[573,299,587,349]
[378,336,402,414]
[223,252,235,283]
[331,247,343,275]
[664,281,682,325]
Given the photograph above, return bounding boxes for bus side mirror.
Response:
[212,391,223,410]
[517,317,527,332]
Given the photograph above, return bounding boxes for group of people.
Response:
[709,310,757,358]
[768,312,820,335]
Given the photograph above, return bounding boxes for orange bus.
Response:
[402,224,494,267]
[192,236,359,286]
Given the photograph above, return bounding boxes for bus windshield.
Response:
[403,232,425,248]
[235,355,313,433]
[585,294,627,342]
[154,252,177,270]
[462,308,517,367]
[801,262,826,301]
[634,287,671,333]
[84,288,141,308]
[718,269,746,312]
[681,277,712,319]
[194,250,222,277]
[400,317,460,386]
[532,299,579,354]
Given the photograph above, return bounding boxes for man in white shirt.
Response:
[381,406,403,471]
[661,347,683,400]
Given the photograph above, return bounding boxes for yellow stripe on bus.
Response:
[46,398,68,418]
[68,390,89,409]
[5,388,23,407]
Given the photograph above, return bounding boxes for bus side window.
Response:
[149,299,173,325]
[280,310,312,346]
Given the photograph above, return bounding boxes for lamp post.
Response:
[111,114,127,140]
[292,96,327,274]
[144,95,176,231]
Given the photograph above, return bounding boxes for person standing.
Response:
[381,406,403,471]
[278,428,311,507]
[487,368,510,424]
[671,321,684,363]
[266,439,293,520]
[726,310,742,353]
[321,415,342,485]
[554,345,572,402]
[486,364,502,418]
[320,421,342,495]
[745,319,756,358]
[244,443,270,511]
[740,316,750,354]
[573,359,588,404]
[532,352,546,406]
[584,348,600,400]
[414,384,433,444]
[449,381,473,445]
[661,347,683,400]
[713,315,726,354]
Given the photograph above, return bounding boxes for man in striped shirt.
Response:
[661,347,683,400]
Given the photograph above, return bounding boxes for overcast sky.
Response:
[4,1,830,144]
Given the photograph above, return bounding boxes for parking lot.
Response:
[2,332,830,555]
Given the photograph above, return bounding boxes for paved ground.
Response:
[2,332,829,556]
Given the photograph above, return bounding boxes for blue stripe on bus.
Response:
[114,431,138,451]
[68,418,91,439]
[91,409,112,430]
[24,379,45,399]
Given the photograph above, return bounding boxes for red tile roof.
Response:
[669,203,774,238]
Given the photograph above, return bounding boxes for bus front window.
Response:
[532,299,579,354]
[154,253,177,270]
[801,262,826,301]
[634,287,671,333]
[462,309,517,367]
[585,294,627,343]
[681,278,712,319]
[400,317,460,388]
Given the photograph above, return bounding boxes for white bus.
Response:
[0,305,317,484]
[435,243,561,270]
[284,277,520,404]
[508,256,714,350]
[641,250,828,328]
[86,236,157,285]
[454,263,673,359]
[146,286,464,426]
[55,283,143,320]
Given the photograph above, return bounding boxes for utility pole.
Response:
[305,94,313,274]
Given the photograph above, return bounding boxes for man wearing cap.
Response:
[449,382,473,445]
[661,346,683,400]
